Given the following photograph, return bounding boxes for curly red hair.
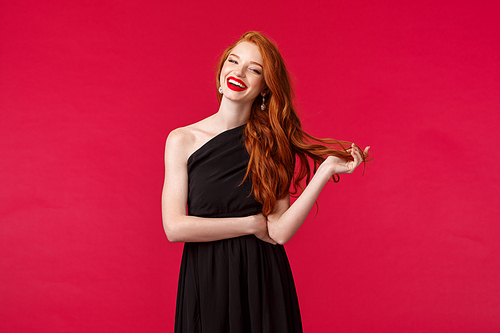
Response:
[216,31,367,216]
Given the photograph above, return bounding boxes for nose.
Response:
[234,64,245,78]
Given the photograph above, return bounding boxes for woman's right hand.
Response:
[251,213,277,245]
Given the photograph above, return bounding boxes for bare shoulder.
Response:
[166,126,195,148]
[164,126,195,163]
[165,118,217,163]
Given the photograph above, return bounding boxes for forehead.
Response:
[230,42,263,64]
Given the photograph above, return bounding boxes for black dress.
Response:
[175,125,303,333]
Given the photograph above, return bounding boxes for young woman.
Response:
[162,31,370,333]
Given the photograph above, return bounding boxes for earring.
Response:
[261,94,267,110]
[218,86,223,94]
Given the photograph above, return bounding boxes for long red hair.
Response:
[216,31,367,216]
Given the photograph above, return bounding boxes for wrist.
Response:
[317,162,336,179]
[246,215,258,235]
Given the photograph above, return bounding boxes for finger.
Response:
[351,144,361,166]
[267,234,277,245]
[267,237,277,245]
[351,143,362,155]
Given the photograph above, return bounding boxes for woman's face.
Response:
[219,41,266,104]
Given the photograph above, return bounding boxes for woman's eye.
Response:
[228,59,237,64]
[250,68,261,75]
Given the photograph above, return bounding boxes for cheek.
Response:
[219,65,229,80]
[219,70,227,85]
[254,77,265,90]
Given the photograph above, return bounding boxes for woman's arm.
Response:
[161,128,275,244]
[267,144,370,245]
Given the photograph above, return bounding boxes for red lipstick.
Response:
[227,77,247,91]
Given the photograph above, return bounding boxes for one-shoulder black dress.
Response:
[174,124,302,333]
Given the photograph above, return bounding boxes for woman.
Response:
[162,31,369,333]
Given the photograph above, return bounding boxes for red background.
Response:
[1,0,499,332]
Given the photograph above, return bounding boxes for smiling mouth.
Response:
[227,77,247,91]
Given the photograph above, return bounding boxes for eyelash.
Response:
[228,59,262,75]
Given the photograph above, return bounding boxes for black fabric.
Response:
[175,125,303,333]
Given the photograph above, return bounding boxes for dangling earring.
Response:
[218,86,223,94]
[261,93,267,110]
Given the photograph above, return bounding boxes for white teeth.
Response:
[228,79,246,88]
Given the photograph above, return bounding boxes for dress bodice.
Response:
[187,125,262,218]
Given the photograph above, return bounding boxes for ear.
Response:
[261,89,269,96]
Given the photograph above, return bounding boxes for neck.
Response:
[214,97,253,130]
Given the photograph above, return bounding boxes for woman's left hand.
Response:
[322,144,370,175]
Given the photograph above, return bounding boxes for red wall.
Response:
[1,0,499,332]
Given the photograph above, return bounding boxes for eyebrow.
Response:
[229,53,263,67]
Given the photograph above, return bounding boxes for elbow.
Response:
[164,228,181,243]
[274,236,291,246]
[163,219,183,243]
[268,228,291,245]
[165,231,181,243]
